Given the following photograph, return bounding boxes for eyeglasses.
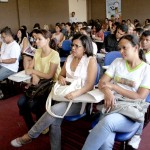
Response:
[71,44,82,49]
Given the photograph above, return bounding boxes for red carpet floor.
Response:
[0,94,150,150]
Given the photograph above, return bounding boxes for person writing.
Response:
[82,34,150,150]
[11,34,97,150]
[0,27,21,99]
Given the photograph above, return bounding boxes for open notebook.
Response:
[23,47,36,57]
[8,70,31,82]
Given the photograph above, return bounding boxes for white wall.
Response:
[68,0,87,22]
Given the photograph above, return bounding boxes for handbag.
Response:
[24,79,54,102]
[104,94,150,123]
[46,78,104,118]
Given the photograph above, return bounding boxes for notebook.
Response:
[8,70,31,82]
[23,47,36,57]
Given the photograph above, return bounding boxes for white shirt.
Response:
[66,54,91,85]
[1,41,21,72]
[69,16,78,23]
[106,58,150,92]
[92,42,98,55]
[145,51,150,65]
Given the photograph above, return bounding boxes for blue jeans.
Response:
[0,65,15,81]
[28,102,82,150]
[18,95,47,129]
[82,113,140,150]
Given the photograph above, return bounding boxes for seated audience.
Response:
[127,30,150,149]
[110,22,120,34]
[80,26,98,55]
[60,22,67,35]
[16,28,32,69]
[127,19,135,29]
[82,34,150,150]
[91,23,104,42]
[133,28,144,38]
[102,18,109,32]
[29,29,39,49]
[75,22,83,34]
[0,27,21,98]
[20,25,30,39]
[128,26,135,34]
[43,24,50,31]
[140,30,150,64]
[143,24,150,31]
[17,29,61,130]
[64,22,74,40]
[33,23,41,30]
[11,34,97,150]
[144,19,150,26]
[101,24,128,53]
[51,23,64,48]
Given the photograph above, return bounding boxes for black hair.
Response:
[66,22,72,27]
[33,23,40,29]
[119,34,146,62]
[50,38,57,50]
[30,29,39,37]
[72,34,93,57]
[61,22,66,26]
[21,25,27,32]
[134,28,144,37]
[141,30,150,37]
[16,28,27,44]
[117,24,128,33]
[122,20,126,24]
[55,23,61,29]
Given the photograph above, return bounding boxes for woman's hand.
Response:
[104,92,116,112]
[65,90,79,100]
[31,74,40,85]
[58,75,66,85]
[25,69,33,75]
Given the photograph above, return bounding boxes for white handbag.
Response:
[46,78,104,118]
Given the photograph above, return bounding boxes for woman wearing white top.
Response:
[82,34,150,150]
[16,28,32,69]
[11,34,97,150]
[51,24,64,48]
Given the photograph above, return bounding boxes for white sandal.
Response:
[11,138,23,147]
[11,136,32,147]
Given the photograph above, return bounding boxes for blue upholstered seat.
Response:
[104,51,122,66]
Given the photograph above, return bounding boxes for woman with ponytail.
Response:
[82,34,150,150]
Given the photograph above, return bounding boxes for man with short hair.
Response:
[101,24,128,53]
[69,11,78,23]
[140,30,150,64]
[0,27,21,98]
